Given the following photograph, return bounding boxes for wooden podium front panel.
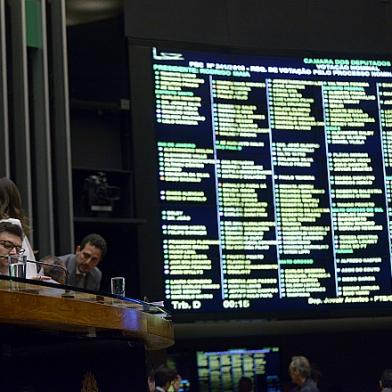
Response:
[0,336,148,392]
[0,278,174,391]
[0,278,174,350]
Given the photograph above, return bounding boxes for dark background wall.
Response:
[67,17,140,296]
[124,0,392,54]
[67,1,392,390]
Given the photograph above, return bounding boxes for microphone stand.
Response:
[7,256,69,283]
[28,258,69,282]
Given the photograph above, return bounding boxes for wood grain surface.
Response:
[0,280,174,350]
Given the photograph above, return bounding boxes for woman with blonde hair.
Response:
[0,177,36,278]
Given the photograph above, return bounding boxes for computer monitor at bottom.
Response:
[196,347,280,392]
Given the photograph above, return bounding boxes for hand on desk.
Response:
[31,275,59,283]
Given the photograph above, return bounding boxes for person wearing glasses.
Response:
[0,177,36,278]
[58,233,107,291]
[0,221,24,275]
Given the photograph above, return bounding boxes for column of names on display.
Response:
[269,79,337,299]
[325,81,392,301]
[154,63,222,311]
[378,82,392,298]
[212,77,280,308]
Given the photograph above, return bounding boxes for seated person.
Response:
[147,368,156,392]
[169,372,183,392]
[238,376,253,392]
[289,355,319,392]
[0,221,24,275]
[0,177,37,278]
[154,366,177,392]
[59,233,107,291]
[38,255,67,284]
[380,368,392,392]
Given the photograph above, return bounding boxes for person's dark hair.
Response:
[40,255,67,284]
[290,356,311,378]
[80,233,107,256]
[0,221,23,241]
[154,365,177,388]
[238,376,253,392]
[0,177,30,235]
[381,368,392,388]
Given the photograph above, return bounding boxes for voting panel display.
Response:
[135,46,392,318]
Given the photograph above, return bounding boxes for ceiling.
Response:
[66,0,123,25]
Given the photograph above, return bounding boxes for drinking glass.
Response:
[8,255,26,278]
[111,276,125,297]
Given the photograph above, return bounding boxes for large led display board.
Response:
[131,45,392,320]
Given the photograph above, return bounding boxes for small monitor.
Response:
[178,378,191,392]
[196,347,280,392]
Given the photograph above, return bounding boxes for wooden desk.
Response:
[0,278,173,350]
[0,277,174,391]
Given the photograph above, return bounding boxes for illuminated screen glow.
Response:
[134,45,392,319]
[196,347,280,392]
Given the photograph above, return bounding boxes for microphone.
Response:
[32,257,69,285]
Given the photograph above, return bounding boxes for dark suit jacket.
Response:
[299,379,319,392]
[59,253,102,291]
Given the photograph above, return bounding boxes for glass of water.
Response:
[111,276,125,297]
[8,255,26,278]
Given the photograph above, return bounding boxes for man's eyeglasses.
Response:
[0,240,24,255]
